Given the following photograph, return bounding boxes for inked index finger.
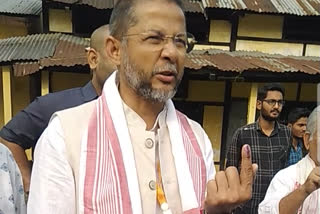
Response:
[239,144,254,188]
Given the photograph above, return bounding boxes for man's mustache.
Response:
[152,64,178,76]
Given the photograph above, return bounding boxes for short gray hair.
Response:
[306,105,320,140]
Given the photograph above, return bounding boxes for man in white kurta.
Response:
[27,72,215,214]
[28,0,257,213]
[259,106,320,214]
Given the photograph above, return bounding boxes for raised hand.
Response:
[205,144,258,214]
[302,167,320,195]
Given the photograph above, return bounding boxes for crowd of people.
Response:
[0,0,319,213]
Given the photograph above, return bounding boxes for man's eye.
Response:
[175,38,186,47]
[145,35,162,43]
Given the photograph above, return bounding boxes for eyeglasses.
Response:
[263,99,285,107]
[122,31,196,53]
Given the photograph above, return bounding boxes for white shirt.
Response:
[0,143,26,214]
[28,117,76,213]
[28,103,215,213]
[258,155,320,214]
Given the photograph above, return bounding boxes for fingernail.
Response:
[244,144,251,158]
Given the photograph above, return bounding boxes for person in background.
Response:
[287,107,310,166]
[0,25,115,196]
[259,105,320,214]
[0,143,26,214]
[227,83,291,214]
[27,0,258,213]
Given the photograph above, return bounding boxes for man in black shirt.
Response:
[0,25,115,194]
[227,83,291,214]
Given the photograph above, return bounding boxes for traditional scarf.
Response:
[78,72,207,214]
[295,155,319,213]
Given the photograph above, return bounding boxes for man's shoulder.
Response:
[176,110,209,142]
[51,100,97,136]
[177,111,203,132]
[32,84,96,114]
[0,85,92,144]
[277,122,291,132]
[37,86,83,103]
[237,122,257,132]
[273,163,297,181]
[55,99,97,118]
[177,111,212,155]
[230,123,258,143]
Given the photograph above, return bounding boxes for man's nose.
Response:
[160,40,179,63]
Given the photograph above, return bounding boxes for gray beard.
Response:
[122,50,180,103]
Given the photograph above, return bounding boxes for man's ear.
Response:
[287,123,292,129]
[87,49,98,70]
[105,36,121,66]
[303,132,311,150]
[256,100,262,111]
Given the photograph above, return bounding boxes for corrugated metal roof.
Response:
[0,33,89,63]
[13,62,40,76]
[81,0,113,9]
[0,0,42,16]
[182,0,205,13]
[0,34,61,62]
[0,33,89,76]
[202,0,320,16]
[186,49,320,74]
[47,0,113,9]
[40,36,88,68]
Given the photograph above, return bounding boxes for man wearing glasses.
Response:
[227,83,291,214]
[28,0,257,213]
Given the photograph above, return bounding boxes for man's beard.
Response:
[261,108,279,121]
[122,49,182,103]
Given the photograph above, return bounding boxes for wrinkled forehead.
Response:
[130,0,186,33]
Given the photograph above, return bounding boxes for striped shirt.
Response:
[226,120,291,214]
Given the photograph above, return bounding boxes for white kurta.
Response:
[258,155,320,214]
[27,74,215,213]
